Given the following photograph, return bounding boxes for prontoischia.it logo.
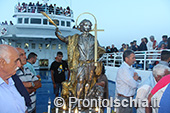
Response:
[54,97,160,108]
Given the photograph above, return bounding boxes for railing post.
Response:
[106,54,109,66]
[113,53,116,66]
[143,51,147,71]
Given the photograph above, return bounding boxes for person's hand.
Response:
[133,72,139,81]
[36,75,41,79]
[34,80,42,89]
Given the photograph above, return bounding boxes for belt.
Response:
[117,93,134,98]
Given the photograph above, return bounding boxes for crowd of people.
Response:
[15,1,73,17]
[116,49,170,113]
[0,20,13,25]
[106,35,170,53]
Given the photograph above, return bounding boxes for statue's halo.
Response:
[75,12,97,32]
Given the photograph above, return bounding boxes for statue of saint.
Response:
[55,19,105,102]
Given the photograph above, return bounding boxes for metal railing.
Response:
[101,50,167,71]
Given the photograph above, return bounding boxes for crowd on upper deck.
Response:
[105,35,170,53]
[15,1,73,17]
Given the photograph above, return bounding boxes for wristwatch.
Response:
[32,82,35,87]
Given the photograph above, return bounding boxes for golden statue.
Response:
[41,12,105,110]
[55,18,105,106]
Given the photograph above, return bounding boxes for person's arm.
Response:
[51,70,56,88]
[51,70,55,84]
[96,81,105,87]
[145,93,153,113]
[27,80,42,93]
[22,81,35,94]
[26,88,35,94]
[133,72,141,81]
[55,28,68,43]
[22,80,41,94]
[22,82,32,88]
[33,80,41,89]
[36,75,41,79]
[118,68,138,89]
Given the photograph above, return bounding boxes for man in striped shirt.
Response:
[16,48,41,113]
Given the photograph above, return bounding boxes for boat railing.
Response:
[101,50,169,71]
[14,6,73,18]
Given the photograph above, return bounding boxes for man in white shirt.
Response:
[0,44,26,113]
[116,49,140,113]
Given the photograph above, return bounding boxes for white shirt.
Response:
[136,85,152,113]
[0,77,26,113]
[116,62,138,96]
[147,41,158,50]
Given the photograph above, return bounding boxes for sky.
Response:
[1,0,170,49]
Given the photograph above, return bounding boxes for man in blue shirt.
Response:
[158,35,168,49]
[0,44,26,113]
[24,52,38,76]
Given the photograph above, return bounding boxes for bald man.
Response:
[16,48,41,113]
[0,44,26,113]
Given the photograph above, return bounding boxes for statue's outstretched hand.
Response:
[55,28,59,33]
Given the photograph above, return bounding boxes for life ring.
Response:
[1,28,7,35]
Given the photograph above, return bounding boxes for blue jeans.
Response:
[54,83,62,96]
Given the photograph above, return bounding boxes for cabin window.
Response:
[52,44,56,50]
[31,18,41,24]
[32,43,36,49]
[66,21,70,27]
[39,59,48,67]
[24,43,29,49]
[16,43,21,48]
[45,44,50,49]
[39,44,43,49]
[18,18,22,24]
[54,19,59,26]
[58,44,62,49]
[24,18,29,24]
[43,19,47,25]
[61,21,65,26]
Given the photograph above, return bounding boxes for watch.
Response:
[32,82,35,87]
